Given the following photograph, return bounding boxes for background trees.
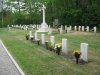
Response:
[0,0,100,29]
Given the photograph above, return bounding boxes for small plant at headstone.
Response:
[54,43,62,55]
[30,37,34,41]
[48,42,55,51]
[45,41,49,49]
[26,34,29,40]
[37,39,41,45]
[73,50,81,64]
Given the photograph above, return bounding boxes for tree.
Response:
[0,0,100,30]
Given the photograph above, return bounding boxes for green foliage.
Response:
[0,0,100,30]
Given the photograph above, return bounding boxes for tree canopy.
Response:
[0,0,100,29]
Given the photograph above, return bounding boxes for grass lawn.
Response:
[0,28,100,75]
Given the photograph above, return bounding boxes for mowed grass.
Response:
[0,28,100,75]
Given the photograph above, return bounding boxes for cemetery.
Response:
[0,24,100,75]
[0,0,100,75]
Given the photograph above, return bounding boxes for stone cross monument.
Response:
[43,4,46,24]
[37,4,48,32]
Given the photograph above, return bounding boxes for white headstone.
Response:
[78,26,81,31]
[86,26,89,32]
[50,36,55,45]
[67,27,71,33]
[93,26,97,33]
[82,26,84,31]
[34,25,36,28]
[36,24,37,29]
[65,25,67,30]
[74,26,77,31]
[62,39,68,54]
[48,29,52,35]
[12,25,13,27]
[29,31,33,39]
[69,26,72,31]
[60,26,63,34]
[26,26,28,30]
[24,26,25,30]
[80,43,88,62]
[34,32,38,41]
[7,25,11,30]
[60,28,63,34]
[41,34,45,45]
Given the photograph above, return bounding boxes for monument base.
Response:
[37,23,49,32]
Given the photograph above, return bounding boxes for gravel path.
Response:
[0,40,22,75]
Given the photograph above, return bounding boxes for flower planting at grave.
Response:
[54,43,62,55]
[48,42,55,51]
[36,39,41,45]
[25,34,29,40]
[29,36,34,41]
[73,50,81,54]
[73,50,81,64]
[45,41,49,49]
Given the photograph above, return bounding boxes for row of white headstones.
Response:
[8,24,51,30]
[10,25,37,30]
[29,31,88,62]
[8,25,89,62]
[59,25,97,34]
[9,25,97,35]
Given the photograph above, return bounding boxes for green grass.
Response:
[0,28,100,75]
